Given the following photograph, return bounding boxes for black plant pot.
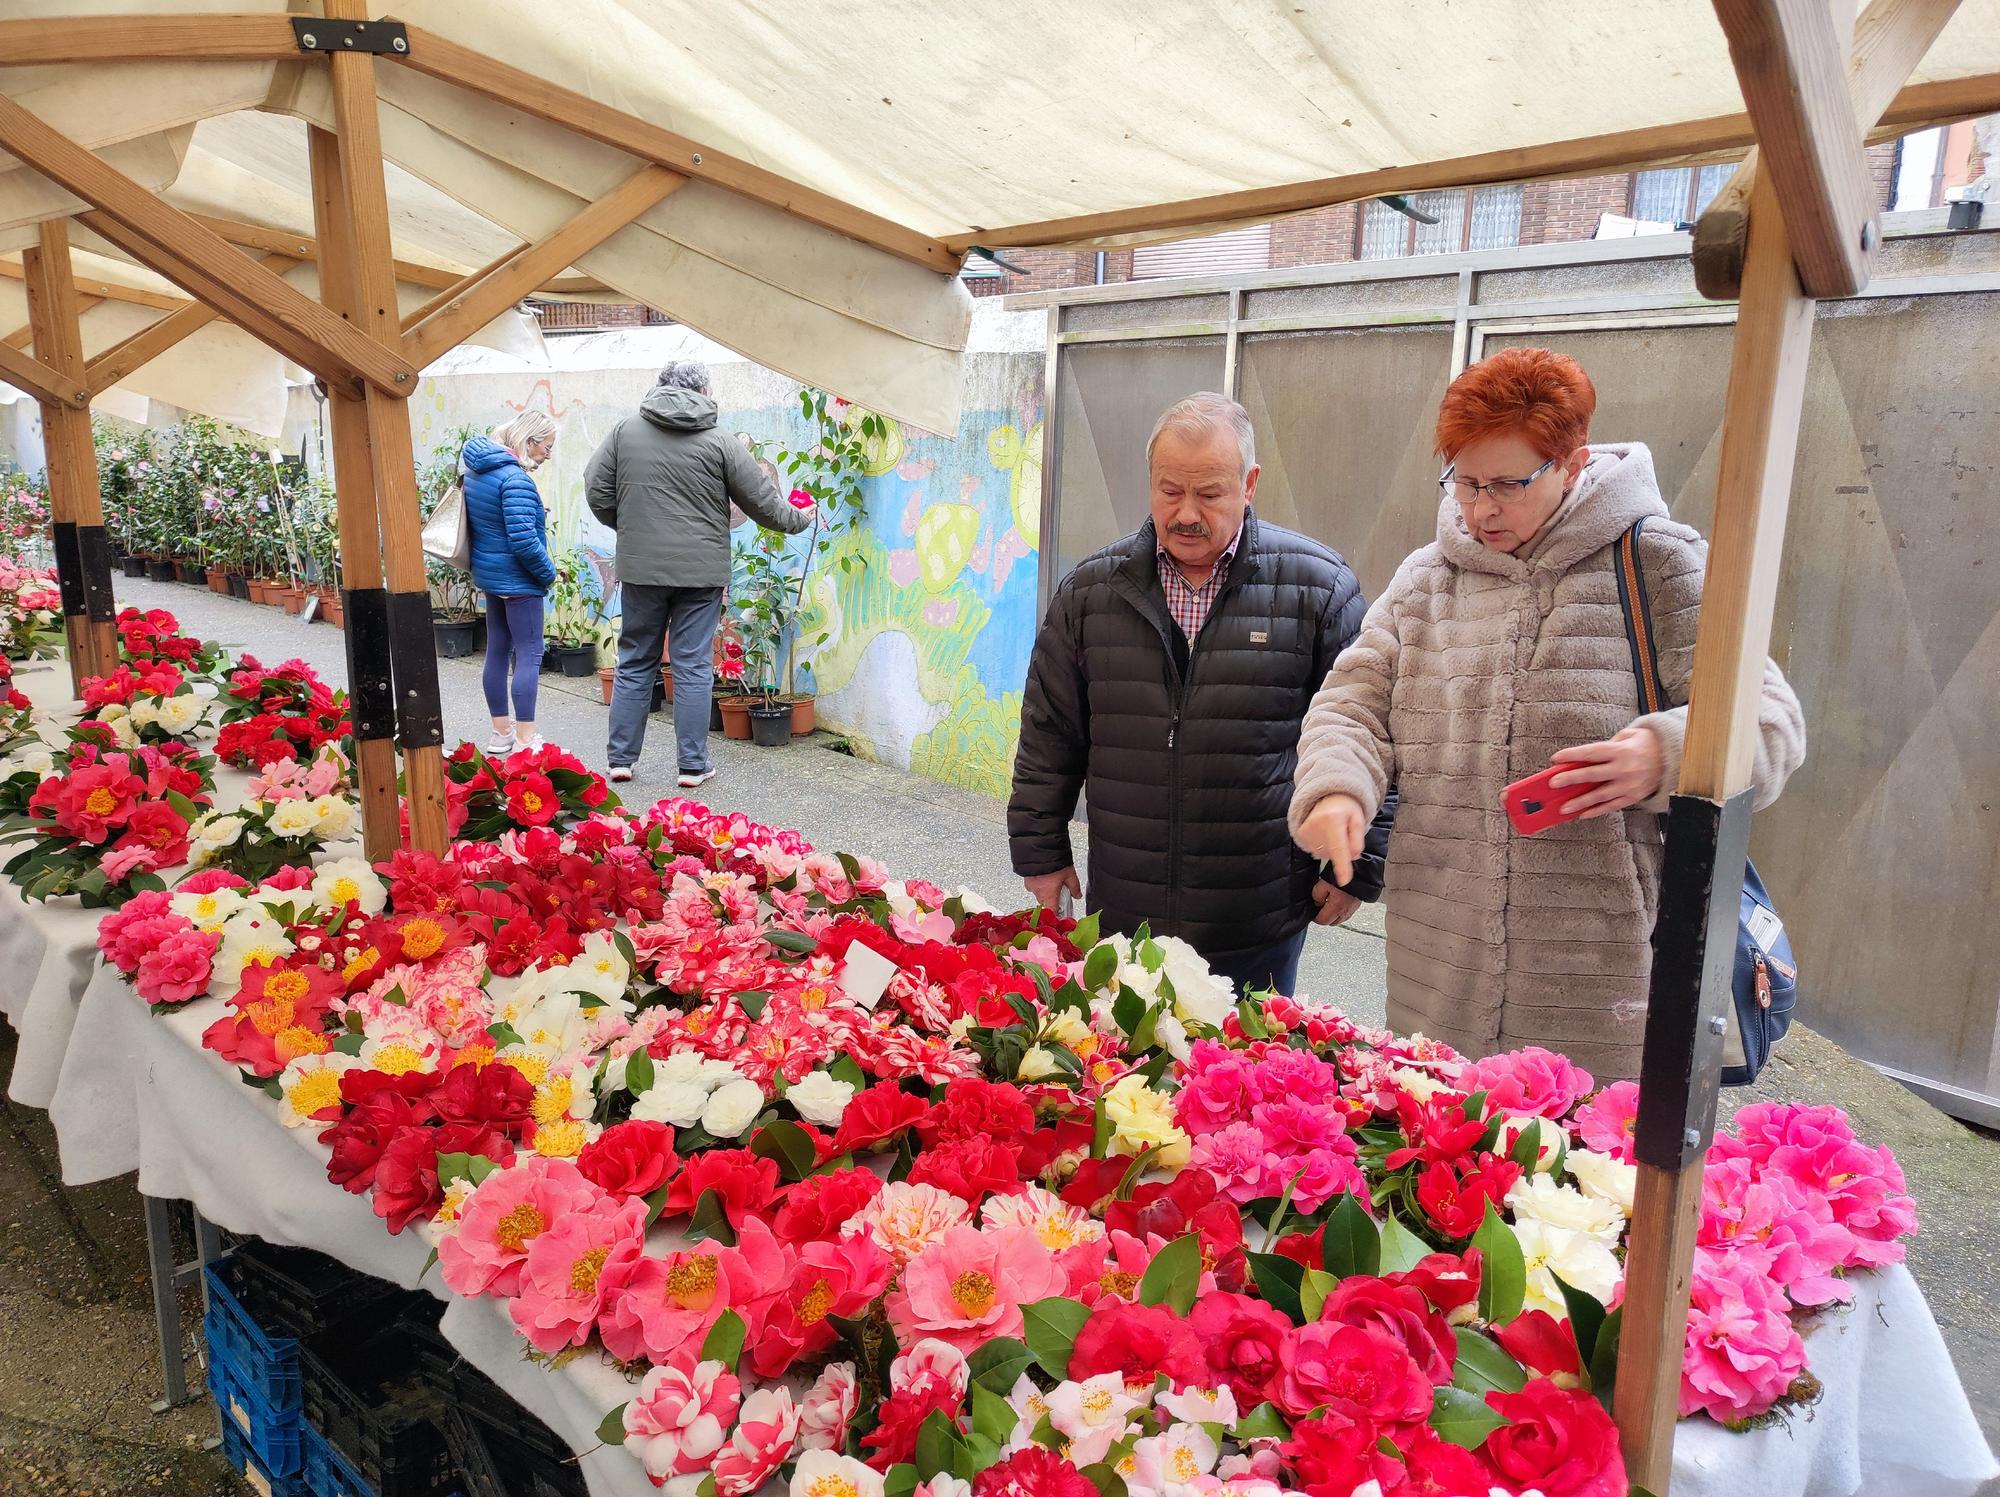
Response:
[550,644,597,678]
[433,617,481,658]
[146,558,177,583]
[710,695,725,733]
[179,561,206,585]
[120,556,148,579]
[747,701,792,747]
[227,574,251,600]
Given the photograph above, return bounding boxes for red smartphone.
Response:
[1504,765,1583,836]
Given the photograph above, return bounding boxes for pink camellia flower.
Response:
[887,1225,1066,1355]
[623,1358,741,1483]
[710,1386,800,1497]
[439,1155,605,1299]
[1459,1046,1595,1120]
[508,1195,650,1353]
[596,1217,790,1365]
[752,1235,894,1379]
[1574,1081,1640,1160]
[1680,1246,1808,1421]
[795,1360,859,1453]
[1717,1103,1918,1268]
[135,927,221,1006]
[1173,1041,1261,1136]
[1188,1124,1269,1206]
[891,1338,970,1404]
[1277,1147,1369,1216]
[1697,1154,1854,1307]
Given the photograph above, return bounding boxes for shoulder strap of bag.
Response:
[1613,517,1670,715]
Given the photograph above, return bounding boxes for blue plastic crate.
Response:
[221,1419,308,1497]
[302,1423,372,1497]
[211,1339,304,1479]
[205,1258,303,1413]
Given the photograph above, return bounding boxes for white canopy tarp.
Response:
[3,0,2000,434]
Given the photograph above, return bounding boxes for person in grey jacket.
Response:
[586,360,813,786]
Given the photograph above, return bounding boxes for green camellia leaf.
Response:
[1232,1402,1291,1441]
[1471,1199,1526,1325]
[623,1048,654,1096]
[1554,1273,1606,1381]
[1137,1231,1202,1315]
[883,1465,919,1497]
[1428,1385,1508,1448]
[1247,1251,1307,1324]
[765,928,818,954]
[596,1403,628,1446]
[750,1120,819,1183]
[1452,1327,1529,1396]
[967,1336,1033,1395]
[699,1309,747,1369]
[1321,1191,1381,1281]
[1083,942,1119,993]
[1069,910,1101,949]
[1299,1267,1338,1322]
[970,1382,1018,1445]
[1022,1296,1091,1380]
[914,1410,964,1481]
[1376,1212,1431,1274]
[1509,1119,1544,1173]
[686,1189,737,1245]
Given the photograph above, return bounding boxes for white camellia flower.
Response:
[1565,1148,1637,1215]
[1506,1173,1625,1244]
[632,1081,711,1129]
[1152,1009,1192,1061]
[155,693,209,735]
[310,795,357,843]
[1158,935,1235,1027]
[6,746,55,777]
[518,990,592,1056]
[697,1057,747,1090]
[786,1069,855,1127]
[789,1450,886,1497]
[1015,1046,1061,1082]
[211,917,297,999]
[310,857,387,915]
[276,1052,359,1129]
[1512,1217,1622,1319]
[269,797,320,838]
[560,930,631,1005]
[170,885,247,930]
[1387,1064,1454,1103]
[655,1050,714,1090]
[129,698,162,730]
[701,1077,766,1138]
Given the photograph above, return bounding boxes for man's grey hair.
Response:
[655,359,712,394]
[1146,392,1256,478]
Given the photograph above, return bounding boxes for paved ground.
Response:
[0,577,1991,1492]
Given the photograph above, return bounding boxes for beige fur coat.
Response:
[1290,444,1805,1079]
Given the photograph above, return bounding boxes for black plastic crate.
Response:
[301,1323,456,1497]
[438,1404,585,1497]
[231,1239,407,1341]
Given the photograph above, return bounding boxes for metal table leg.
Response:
[143,1195,225,1414]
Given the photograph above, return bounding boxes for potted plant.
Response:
[743,386,883,734]
[543,548,609,677]
[417,427,485,655]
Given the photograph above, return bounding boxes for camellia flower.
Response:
[1573,1080,1640,1160]
[275,1051,360,1129]
[1564,1148,1637,1215]
[596,1218,789,1366]
[885,1224,1065,1355]
[1459,1046,1595,1120]
[795,1361,858,1454]
[1680,1246,1809,1421]
[843,1180,972,1267]
[439,1156,606,1299]
[789,1450,883,1497]
[710,1386,800,1497]
[1507,1173,1626,1246]
[1101,1073,1190,1170]
[1513,1216,1622,1320]
[979,1184,1104,1254]
[624,1359,742,1484]
[508,1193,650,1352]
[1126,1420,1221,1497]
[1045,1372,1147,1466]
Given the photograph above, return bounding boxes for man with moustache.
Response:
[1008,392,1392,995]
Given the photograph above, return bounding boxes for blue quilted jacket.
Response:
[461,436,555,596]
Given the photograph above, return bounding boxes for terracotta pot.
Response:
[717,697,753,741]
[320,592,344,628]
[659,663,674,702]
[597,666,616,706]
[276,585,305,614]
[782,695,816,736]
[205,567,230,595]
[246,578,268,603]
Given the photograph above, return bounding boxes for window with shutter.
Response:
[1130,223,1273,279]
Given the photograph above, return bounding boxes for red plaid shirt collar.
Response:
[1156,525,1242,640]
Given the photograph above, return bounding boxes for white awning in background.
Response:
[2,0,1999,434]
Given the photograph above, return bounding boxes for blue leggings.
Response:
[482,594,544,722]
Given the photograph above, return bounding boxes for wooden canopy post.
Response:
[20,220,115,689]
[322,0,448,855]
[1613,4,1865,1487]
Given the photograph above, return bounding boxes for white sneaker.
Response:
[513,735,546,754]
[677,768,716,790]
[482,732,515,755]
[607,766,634,783]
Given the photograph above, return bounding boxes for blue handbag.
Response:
[1615,518,1797,1085]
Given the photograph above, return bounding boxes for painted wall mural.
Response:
[408,349,1044,800]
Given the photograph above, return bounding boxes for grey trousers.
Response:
[607,583,725,772]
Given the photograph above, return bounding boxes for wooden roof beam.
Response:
[0,14,298,65]
[1711,0,1879,296]
[0,258,185,311]
[402,164,685,370]
[0,332,87,408]
[940,70,2000,254]
[1695,0,1962,299]
[83,253,296,396]
[382,21,959,275]
[0,91,417,400]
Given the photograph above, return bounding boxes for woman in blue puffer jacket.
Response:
[462,411,559,753]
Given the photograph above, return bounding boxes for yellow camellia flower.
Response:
[1101,1073,1190,1169]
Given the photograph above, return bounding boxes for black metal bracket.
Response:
[1634,788,1754,1170]
[342,588,396,740]
[291,17,409,55]
[77,525,116,623]
[386,591,444,749]
[50,522,85,617]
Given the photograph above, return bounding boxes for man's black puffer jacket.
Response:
[1008,510,1392,962]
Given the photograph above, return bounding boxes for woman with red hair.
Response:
[1290,347,1804,1078]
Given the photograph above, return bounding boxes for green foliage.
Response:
[544,547,612,648]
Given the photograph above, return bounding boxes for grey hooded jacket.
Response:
[584,387,810,587]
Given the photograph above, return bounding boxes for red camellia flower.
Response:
[1385,1091,1487,1171]
[970,1447,1097,1497]
[830,1083,931,1155]
[1188,1291,1293,1406]
[1321,1275,1457,1386]
[1416,1155,1522,1239]
[1067,1300,1208,1391]
[916,1077,1037,1150]
[662,1148,782,1226]
[372,1121,514,1235]
[771,1166,884,1248]
[504,770,560,827]
[1399,1426,1499,1497]
[906,1135,1024,1205]
[1274,1321,1433,1426]
[576,1119,681,1198]
[1280,1409,1404,1497]
[1495,1308,1583,1381]
[1386,1248,1484,1319]
[1481,1377,1628,1497]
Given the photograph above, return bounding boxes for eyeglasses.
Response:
[1439,455,1560,503]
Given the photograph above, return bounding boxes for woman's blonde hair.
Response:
[492,410,558,459]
